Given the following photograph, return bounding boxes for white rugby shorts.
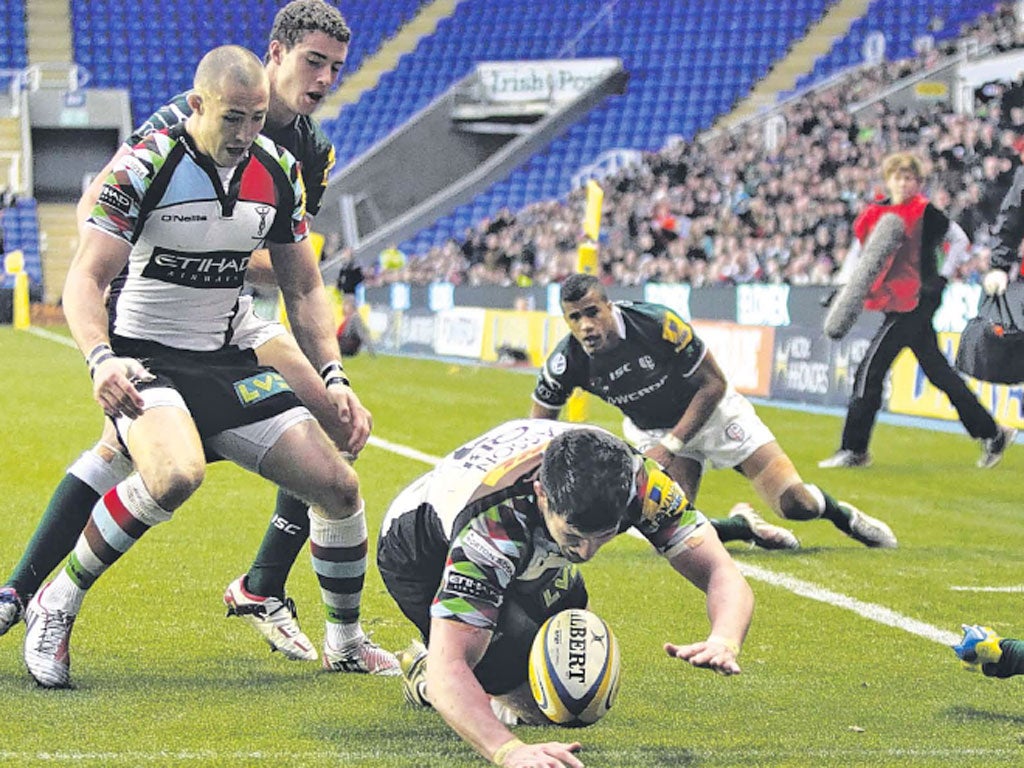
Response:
[622,386,776,470]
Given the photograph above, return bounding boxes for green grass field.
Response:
[2,326,1023,767]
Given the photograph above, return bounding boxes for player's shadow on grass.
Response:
[945,704,1024,725]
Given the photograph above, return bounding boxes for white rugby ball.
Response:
[528,608,621,727]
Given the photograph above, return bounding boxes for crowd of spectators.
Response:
[364,1,1024,290]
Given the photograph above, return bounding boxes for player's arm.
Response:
[269,238,341,370]
[63,226,151,418]
[663,523,753,675]
[530,343,574,419]
[530,401,560,419]
[249,146,331,288]
[245,248,277,286]
[270,238,370,446]
[76,146,131,235]
[426,618,583,768]
[645,352,727,469]
[254,333,370,456]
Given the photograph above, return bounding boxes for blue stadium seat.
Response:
[794,0,997,92]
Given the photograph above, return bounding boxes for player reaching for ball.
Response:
[377,419,753,768]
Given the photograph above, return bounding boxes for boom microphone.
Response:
[824,213,906,340]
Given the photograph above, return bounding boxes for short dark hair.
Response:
[270,0,351,50]
[540,429,634,532]
[560,272,606,304]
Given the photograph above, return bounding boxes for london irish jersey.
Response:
[533,302,707,430]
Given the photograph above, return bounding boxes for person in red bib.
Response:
[819,152,1015,470]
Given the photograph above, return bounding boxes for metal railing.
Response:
[558,0,621,58]
[0,150,21,191]
[0,67,30,118]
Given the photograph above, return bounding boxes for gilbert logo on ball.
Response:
[528,608,621,727]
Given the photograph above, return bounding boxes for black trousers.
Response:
[841,295,997,452]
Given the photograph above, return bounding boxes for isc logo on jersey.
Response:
[528,608,621,727]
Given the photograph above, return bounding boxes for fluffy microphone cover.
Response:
[824,213,906,339]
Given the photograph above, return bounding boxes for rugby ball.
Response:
[528,608,621,727]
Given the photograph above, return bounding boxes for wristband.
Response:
[491,738,524,766]
[659,433,686,456]
[708,634,741,656]
[86,343,115,380]
[320,360,350,388]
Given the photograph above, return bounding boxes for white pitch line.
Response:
[25,325,77,348]
[367,434,442,466]
[0,747,1019,763]
[739,562,960,646]
[950,585,1024,593]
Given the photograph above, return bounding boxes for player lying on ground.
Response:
[377,419,754,767]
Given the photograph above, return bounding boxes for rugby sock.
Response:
[7,450,132,599]
[47,474,173,612]
[805,485,853,533]
[245,489,311,598]
[985,640,1024,678]
[709,517,754,543]
[9,476,98,599]
[309,504,367,645]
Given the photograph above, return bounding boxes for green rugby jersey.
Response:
[533,302,707,430]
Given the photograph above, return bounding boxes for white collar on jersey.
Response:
[612,304,626,339]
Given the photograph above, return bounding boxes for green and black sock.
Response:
[245,489,310,598]
[7,473,99,601]
[710,516,753,543]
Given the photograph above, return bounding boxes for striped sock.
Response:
[49,474,172,612]
[807,484,853,533]
[309,503,367,645]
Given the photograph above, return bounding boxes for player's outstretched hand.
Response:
[664,637,741,676]
[92,356,154,419]
[983,269,1008,296]
[324,383,372,455]
[498,740,584,768]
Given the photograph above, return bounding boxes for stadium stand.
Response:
[68,0,423,126]
[383,3,1022,287]
[1,198,43,293]
[392,0,1006,260]
[1,0,1018,297]
[0,0,28,74]
[793,0,1000,93]
[322,0,834,256]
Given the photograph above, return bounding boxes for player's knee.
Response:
[778,484,821,521]
[147,461,205,510]
[70,448,133,495]
[309,462,361,518]
[749,454,804,518]
[332,455,362,507]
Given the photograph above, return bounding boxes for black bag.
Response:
[955,292,1024,384]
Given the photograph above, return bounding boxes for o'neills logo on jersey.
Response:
[142,246,250,288]
[160,214,209,222]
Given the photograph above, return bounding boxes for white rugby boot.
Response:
[223,575,317,661]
